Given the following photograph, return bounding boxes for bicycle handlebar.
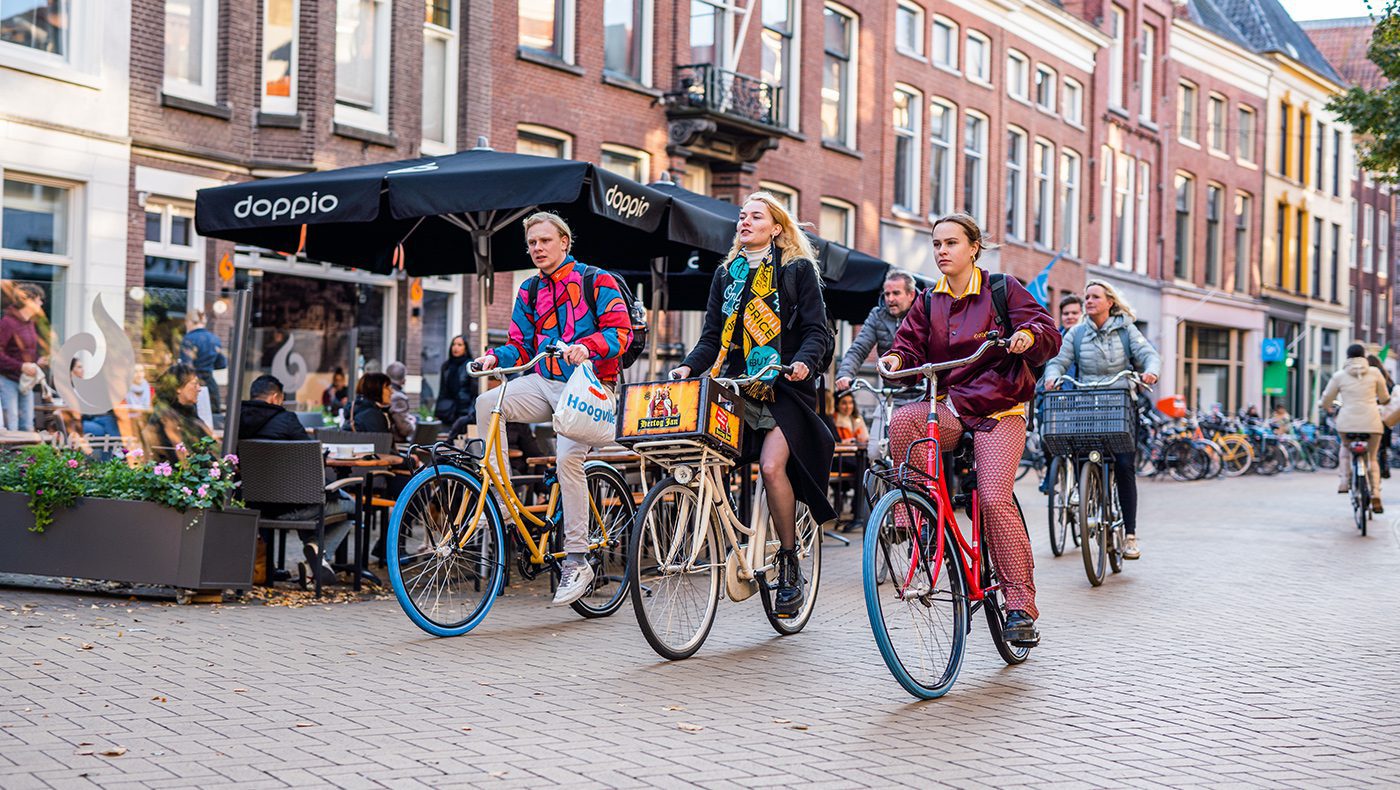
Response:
[711,362,794,391]
[468,341,567,379]
[841,378,910,399]
[1056,370,1144,389]
[877,336,1007,379]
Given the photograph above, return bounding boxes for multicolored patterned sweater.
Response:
[492,257,633,384]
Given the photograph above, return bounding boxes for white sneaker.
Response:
[552,560,595,606]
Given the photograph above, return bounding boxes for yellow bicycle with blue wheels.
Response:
[386,345,635,636]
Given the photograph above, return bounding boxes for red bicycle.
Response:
[862,334,1030,699]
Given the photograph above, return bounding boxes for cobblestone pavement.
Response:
[4,471,1400,789]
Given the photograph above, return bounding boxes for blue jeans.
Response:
[0,376,35,431]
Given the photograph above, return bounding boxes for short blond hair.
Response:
[522,211,573,252]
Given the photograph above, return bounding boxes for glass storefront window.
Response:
[0,0,66,56]
[3,179,69,256]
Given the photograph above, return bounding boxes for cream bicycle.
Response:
[623,365,822,660]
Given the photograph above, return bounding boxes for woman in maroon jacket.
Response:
[880,214,1060,648]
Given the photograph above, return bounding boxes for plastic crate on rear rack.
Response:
[1040,388,1136,455]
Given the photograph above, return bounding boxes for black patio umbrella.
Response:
[195,147,691,289]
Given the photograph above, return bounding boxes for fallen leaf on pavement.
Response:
[677,722,705,733]
[790,724,809,731]
[233,688,247,693]
[75,750,93,756]
[772,718,791,724]
[98,747,127,757]
[664,704,685,712]
[489,771,508,778]
[151,696,167,703]
[80,643,93,650]
[460,726,473,732]
[294,722,315,728]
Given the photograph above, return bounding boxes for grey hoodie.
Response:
[837,300,907,381]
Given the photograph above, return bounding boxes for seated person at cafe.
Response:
[348,372,392,434]
[321,367,350,418]
[384,361,417,443]
[238,373,354,586]
[142,363,212,463]
[238,374,307,441]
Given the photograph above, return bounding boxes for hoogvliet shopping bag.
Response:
[553,361,617,447]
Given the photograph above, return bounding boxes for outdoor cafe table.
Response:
[324,453,409,590]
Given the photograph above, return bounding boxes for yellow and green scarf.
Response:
[709,249,783,401]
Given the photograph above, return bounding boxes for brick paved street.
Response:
[4,471,1400,788]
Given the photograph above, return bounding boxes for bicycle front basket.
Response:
[1041,388,1136,456]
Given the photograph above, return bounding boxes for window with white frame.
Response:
[759,181,798,216]
[893,86,921,213]
[1063,77,1083,125]
[1311,216,1323,298]
[962,112,988,226]
[760,0,797,129]
[422,0,458,151]
[928,99,955,218]
[1005,127,1027,240]
[165,0,219,104]
[1364,294,1372,332]
[1032,139,1053,247]
[143,200,201,340]
[1113,152,1133,267]
[895,1,923,58]
[965,30,990,83]
[1,0,68,57]
[1034,65,1056,112]
[1099,145,1112,264]
[1237,105,1255,163]
[819,198,854,246]
[1234,192,1251,292]
[1139,23,1155,122]
[1137,159,1149,270]
[931,16,957,70]
[2,176,73,338]
[1174,173,1193,279]
[689,0,729,65]
[1207,94,1226,153]
[1314,120,1325,190]
[1365,204,1374,272]
[1058,149,1080,257]
[605,0,650,84]
[1332,128,1343,196]
[1006,50,1029,101]
[520,0,573,61]
[1381,210,1390,277]
[822,4,857,146]
[1177,81,1197,144]
[600,144,650,182]
[1108,5,1125,110]
[262,0,298,115]
[516,124,572,158]
[335,0,391,132]
[1204,183,1222,286]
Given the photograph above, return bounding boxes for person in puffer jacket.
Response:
[1319,344,1390,513]
[1043,279,1160,560]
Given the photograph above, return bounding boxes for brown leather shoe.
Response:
[1372,496,1384,515]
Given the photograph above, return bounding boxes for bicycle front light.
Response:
[1088,450,1103,464]
[674,465,694,485]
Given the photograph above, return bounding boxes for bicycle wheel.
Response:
[1107,473,1124,575]
[387,465,506,637]
[1046,456,1072,557]
[758,503,822,635]
[556,463,636,619]
[1217,435,1254,477]
[1079,461,1108,587]
[863,489,968,700]
[1354,458,1370,536]
[628,477,722,660]
[983,495,1031,666]
[1287,440,1315,473]
[1255,443,1286,476]
[1316,437,1340,469]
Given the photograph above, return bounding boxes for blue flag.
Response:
[1026,252,1063,308]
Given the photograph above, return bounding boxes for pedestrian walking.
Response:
[0,282,47,431]
[178,309,226,414]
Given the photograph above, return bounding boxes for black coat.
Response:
[681,254,837,525]
[435,356,478,423]
[238,399,306,442]
[349,395,391,434]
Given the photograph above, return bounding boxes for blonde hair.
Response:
[1085,279,1138,321]
[522,211,573,253]
[931,212,998,263]
[725,192,818,266]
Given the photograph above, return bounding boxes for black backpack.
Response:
[529,265,648,374]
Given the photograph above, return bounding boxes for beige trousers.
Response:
[475,374,590,553]
[1340,434,1382,497]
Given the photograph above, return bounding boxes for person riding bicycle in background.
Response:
[880,213,1059,648]
[835,270,920,400]
[1367,354,1395,479]
[671,191,836,618]
[1319,343,1390,513]
[473,211,634,607]
[1057,294,1083,334]
[1043,280,1160,561]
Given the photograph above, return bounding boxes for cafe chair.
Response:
[315,427,394,454]
[236,439,361,598]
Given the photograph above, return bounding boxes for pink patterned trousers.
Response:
[887,402,1038,619]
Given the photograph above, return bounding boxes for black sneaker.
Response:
[773,548,804,617]
[1003,609,1040,648]
[303,542,337,587]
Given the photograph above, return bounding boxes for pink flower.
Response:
[153,462,173,477]
[175,443,186,454]
[129,448,144,459]
[181,486,192,496]
[67,459,79,468]
[209,466,221,479]
[224,454,239,465]
[35,488,43,496]
[196,484,208,498]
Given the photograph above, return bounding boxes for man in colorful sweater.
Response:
[473,211,632,606]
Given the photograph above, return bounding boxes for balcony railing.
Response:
[671,64,783,129]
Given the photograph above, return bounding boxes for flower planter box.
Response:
[0,491,259,590]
